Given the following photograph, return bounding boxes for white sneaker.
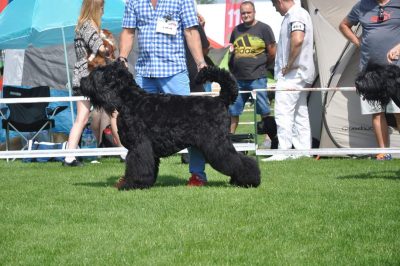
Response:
[258,139,272,149]
[261,154,292,162]
[291,155,311,160]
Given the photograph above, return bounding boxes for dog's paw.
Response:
[229,177,260,188]
[115,176,127,190]
[114,176,153,190]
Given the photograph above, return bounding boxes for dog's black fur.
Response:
[78,62,261,189]
[355,63,400,109]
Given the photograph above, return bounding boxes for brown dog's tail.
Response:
[195,66,238,106]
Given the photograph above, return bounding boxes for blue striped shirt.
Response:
[123,0,199,77]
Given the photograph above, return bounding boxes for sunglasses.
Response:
[378,6,384,22]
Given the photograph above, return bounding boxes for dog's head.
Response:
[355,63,400,108]
[78,61,136,114]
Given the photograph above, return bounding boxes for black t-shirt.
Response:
[229,21,275,80]
[184,26,212,92]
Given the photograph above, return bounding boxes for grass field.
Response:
[0,155,399,265]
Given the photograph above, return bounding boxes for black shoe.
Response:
[181,153,189,164]
[62,159,84,167]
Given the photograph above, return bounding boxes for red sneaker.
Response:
[187,174,206,187]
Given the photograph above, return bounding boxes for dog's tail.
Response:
[195,66,238,106]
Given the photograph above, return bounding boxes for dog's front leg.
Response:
[116,139,157,190]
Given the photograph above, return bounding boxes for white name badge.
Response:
[156,18,178,35]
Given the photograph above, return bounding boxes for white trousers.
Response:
[274,76,311,150]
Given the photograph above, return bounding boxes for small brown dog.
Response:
[87,29,116,71]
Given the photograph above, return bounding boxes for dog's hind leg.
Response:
[201,141,261,188]
[229,152,261,187]
[116,139,158,190]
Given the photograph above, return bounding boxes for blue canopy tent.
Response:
[0,0,125,122]
[0,0,124,47]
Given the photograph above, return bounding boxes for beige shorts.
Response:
[360,97,400,114]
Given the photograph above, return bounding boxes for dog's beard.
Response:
[90,89,120,115]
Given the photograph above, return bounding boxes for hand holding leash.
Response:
[196,60,207,71]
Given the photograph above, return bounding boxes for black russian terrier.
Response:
[355,63,400,109]
[78,62,261,190]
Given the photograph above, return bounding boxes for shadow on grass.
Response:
[337,170,400,180]
[157,175,228,187]
[73,175,229,188]
[73,176,121,188]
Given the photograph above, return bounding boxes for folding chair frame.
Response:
[0,95,67,161]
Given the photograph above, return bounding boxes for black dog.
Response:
[78,62,261,189]
[355,63,400,109]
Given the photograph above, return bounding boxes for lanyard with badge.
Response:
[156,13,178,35]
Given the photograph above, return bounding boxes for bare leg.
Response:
[65,100,91,162]
[230,116,239,134]
[110,111,122,147]
[372,112,389,148]
[395,113,400,133]
[110,111,126,160]
[90,109,102,144]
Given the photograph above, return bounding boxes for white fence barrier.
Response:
[1,146,399,160]
[3,86,393,160]
[0,86,357,105]
[256,148,400,156]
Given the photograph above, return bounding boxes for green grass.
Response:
[0,156,399,265]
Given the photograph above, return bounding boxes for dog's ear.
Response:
[109,62,135,89]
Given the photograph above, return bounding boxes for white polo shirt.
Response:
[275,4,315,84]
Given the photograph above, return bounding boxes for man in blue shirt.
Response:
[119,0,208,186]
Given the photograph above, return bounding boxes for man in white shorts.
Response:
[340,0,400,160]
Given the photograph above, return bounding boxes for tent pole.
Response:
[61,27,75,127]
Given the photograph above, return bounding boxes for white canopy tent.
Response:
[304,0,400,150]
